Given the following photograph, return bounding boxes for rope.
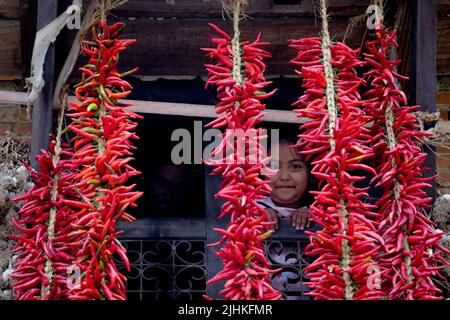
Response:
[319,0,354,299]
[320,0,337,151]
[41,94,67,299]
[383,14,415,285]
[231,0,243,85]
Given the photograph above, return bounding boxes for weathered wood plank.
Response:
[20,0,37,80]
[0,19,22,80]
[411,0,438,206]
[64,17,365,78]
[438,16,450,73]
[412,0,438,112]
[438,0,450,15]
[111,0,370,18]
[1,92,386,126]
[0,0,20,19]
[395,0,412,95]
[124,99,302,123]
[31,0,56,170]
[116,217,315,239]
[117,218,206,239]
[0,91,303,123]
[0,90,27,105]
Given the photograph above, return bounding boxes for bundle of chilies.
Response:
[363,24,449,300]
[9,140,81,299]
[289,36,386,300]
[202,23,282,300]
[289,22,448,299]
[10,19,142,300]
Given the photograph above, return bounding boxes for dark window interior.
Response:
[125,75,306,220]
[128,114,205,219]
[127,76,303,111]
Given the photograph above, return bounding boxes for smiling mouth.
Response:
[276,186,295,189]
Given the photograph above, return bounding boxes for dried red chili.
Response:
[203,23,281,300]
[11,138,83,299]
[11,19,142,301]
[363,24,449,300]
[289,15,387,298]
[63,19,143,300]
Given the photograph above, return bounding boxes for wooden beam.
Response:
[0,90,27,105]
[411,0,438,205]
[62,17,366,78]
[125,99,301,123]
[116,217,315,240]
[0,90,302,123]
[117,218,206,239]
[110,0,370,18]
[31,0,57,169]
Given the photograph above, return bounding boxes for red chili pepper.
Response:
[362,24,447,300]
[203,23,281,300]
[289,28,386,299]
[11,20,142,301]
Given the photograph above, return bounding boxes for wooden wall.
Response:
[0,0,35,141]
[0,0,22,80]
[59,0,371,81]
[436,0,450,193]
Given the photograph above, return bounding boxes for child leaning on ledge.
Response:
[258,134,316,232]
[257,132,317,299]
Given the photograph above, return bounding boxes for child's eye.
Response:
[291,163,304,171]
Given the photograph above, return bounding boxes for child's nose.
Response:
[279,169,290,180]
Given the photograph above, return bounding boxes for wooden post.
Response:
[411,0,438,204]
[20,0,37,82]
[204,147,227,299]
[30,0,57,169]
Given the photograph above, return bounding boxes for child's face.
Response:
[269,143,309,208]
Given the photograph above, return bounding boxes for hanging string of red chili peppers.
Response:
[363,23,449,300]
[290,0,386,300]
[202,0,282,300]
[65,19,142,300]
[10,109,82,299]
[10,19,142,300]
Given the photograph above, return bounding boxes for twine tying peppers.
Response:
[203,0,282,300]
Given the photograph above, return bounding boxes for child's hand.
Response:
[292,208,310,231]
[264,208,281,232]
